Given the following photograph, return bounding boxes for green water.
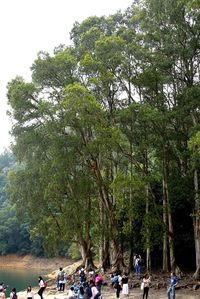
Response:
[0,268,47,297]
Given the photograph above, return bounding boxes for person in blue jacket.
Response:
[167,272,178,299]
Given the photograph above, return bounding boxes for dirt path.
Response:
[44,286,200,299]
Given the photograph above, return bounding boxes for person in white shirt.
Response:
[38,276,45,299]
[27,286,34,299]
[134,254,141,276]
[67,286,76,299]
[90,281,100,299]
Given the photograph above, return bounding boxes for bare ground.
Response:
[39,285,200,299]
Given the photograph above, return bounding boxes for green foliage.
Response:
[0,151,41,256]
[68,243,82,260]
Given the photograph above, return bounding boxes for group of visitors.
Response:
[111,271,178,299]
[141,272,178,299]
[133,254,178,299]
[0,281,36,299]
[63,268,103,299]
[40,270,179,299]
[0,261,178,299]
[42,269,178,299]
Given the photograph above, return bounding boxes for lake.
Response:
[0,268,48,297]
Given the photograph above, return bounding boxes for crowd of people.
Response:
[62,268,103,299]
[53,261,178,299]
[0,257,179,299]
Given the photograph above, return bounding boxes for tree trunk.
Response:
[145,183,151,271]
[193,235,200,279]
[193,169,200,279]
[144,150,151,271]
[91,158,125,270]
[81,240,95,270]
[102,238,111,271]
[111,234,125,272]
[99,200,111,271]
[163,156,181,275]
[162,175,168,272]
[129,226,134,272]
[99,198,104,267]
[129,134,134,272]
[80,195,95,270]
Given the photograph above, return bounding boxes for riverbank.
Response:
[0,254,73,271]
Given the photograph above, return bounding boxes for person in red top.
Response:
[95,274,103,294]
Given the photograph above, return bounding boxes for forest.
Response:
[4,0,200,279]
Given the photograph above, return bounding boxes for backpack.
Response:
[12,293,17,299]
[85,286,92,297]
[112,275,118,287]
[60,271,65,281]
[80,270,85,277]
[44,281,48,288]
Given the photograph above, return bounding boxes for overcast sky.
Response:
[0,0,132,153]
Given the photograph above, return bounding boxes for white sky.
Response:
[0,0,133,153]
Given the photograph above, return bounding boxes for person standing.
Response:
[112,273,122,299]
[38,276,45,299]
[142,273,151,299]
[27,286,34,299]
[167,272,178,299]
[78,286,85,299]
[10,288,17,299]
[95,273,103,294]
[0,286,6,299]
[122,272,129,297]
[90,281,100,299]
[79,268,86,285]
[57,267,66,291]
[84,283,92,299]
[67,286,76,299]
[134,254,141,276]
